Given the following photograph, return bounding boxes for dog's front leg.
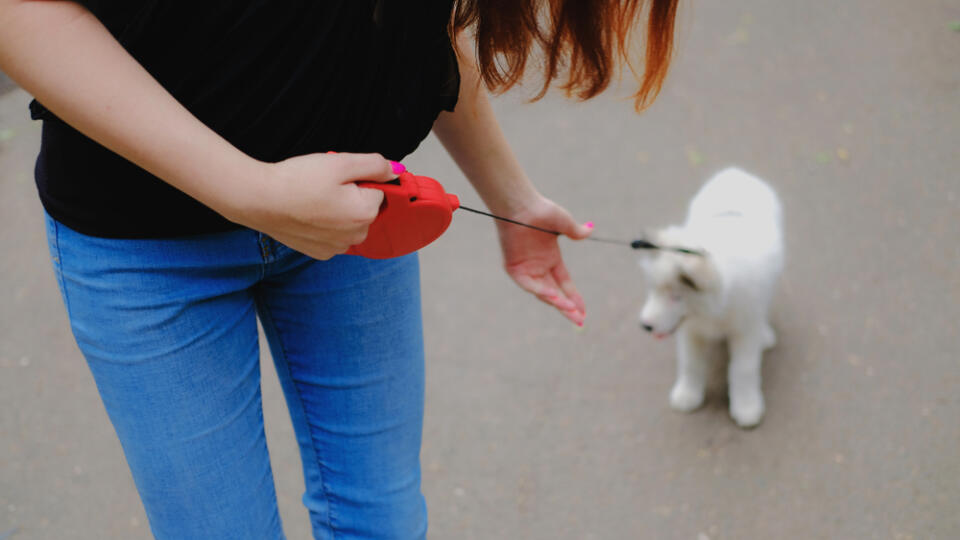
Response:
[670,329,708,412]
[727,332,765,428]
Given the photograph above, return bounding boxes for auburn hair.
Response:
[451,0,679,111]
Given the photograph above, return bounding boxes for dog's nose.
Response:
[641,323,654,332]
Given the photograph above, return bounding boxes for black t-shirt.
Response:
[31,1,459,238]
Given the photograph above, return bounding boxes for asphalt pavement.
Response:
[1,1,958,538]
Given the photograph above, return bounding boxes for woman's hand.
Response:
[225,152,398,260]
[0,3,396,260]
[432,32,594,327]
[496,194,593,326]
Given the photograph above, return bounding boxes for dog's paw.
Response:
[669,382,705,412]
[729,392,765,428]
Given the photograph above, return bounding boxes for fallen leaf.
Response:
[949,21,960,32]
[815,151,832,164]
[0,128,15,142]
[836,147,849,161]
[686,147,704,166]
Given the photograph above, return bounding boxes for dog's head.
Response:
[637,227,716,339]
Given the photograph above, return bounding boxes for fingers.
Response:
[546,266,586,327]
[511,273,575,310]
[552,263,586,315]
[334,152,399,219]
[280,216,373,259]
[283,238,347,261]
[335,152,401,183]
[351,183,386,217]
[510,272,585,326]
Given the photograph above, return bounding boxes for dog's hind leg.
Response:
[761,323,777,350]
[727,332,766,428]
[670,329,709,413]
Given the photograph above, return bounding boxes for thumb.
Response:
[543,202,592,240]
[337,153,404,184]
[559,213,594,240]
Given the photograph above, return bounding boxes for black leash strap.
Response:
[457,205,704,256]
[457,205,561,236]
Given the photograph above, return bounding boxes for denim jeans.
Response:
[45,213,428,540]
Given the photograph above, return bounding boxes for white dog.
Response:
[638,167,784,427]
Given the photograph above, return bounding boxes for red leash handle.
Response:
[346,171,460,259]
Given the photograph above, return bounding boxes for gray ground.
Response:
[2,1,958,539]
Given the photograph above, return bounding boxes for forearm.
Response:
[0,0,263,220]
[432,32,538,215]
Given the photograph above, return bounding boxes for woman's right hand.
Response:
[226,152,399,260]
[0,1,394,260]
[0,4,397,259]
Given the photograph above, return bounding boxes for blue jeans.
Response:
[45,214,428,540]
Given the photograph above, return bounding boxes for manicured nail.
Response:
[391,161,406,175]
[584,222,594,229]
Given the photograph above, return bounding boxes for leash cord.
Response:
[457,204,704,256]
[457,205,562,236]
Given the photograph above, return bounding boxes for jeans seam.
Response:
[256,294,340,539]
[51,218,74,322]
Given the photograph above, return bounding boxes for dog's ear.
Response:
[678,253,717,291]
[677,272,700,291]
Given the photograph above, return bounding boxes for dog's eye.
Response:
[678,273,699,291]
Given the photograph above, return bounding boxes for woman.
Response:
[0,0,677,538]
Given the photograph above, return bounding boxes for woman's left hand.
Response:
[496,194,593,326]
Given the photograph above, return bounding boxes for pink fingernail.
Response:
[585,222,594,229]
[391,161,406,175]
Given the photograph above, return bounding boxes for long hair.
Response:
[452,0,679,111]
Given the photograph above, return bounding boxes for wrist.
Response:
[203,153,274,227]
[479,178,542,217]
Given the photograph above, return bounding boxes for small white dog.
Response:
[638,167,784,428]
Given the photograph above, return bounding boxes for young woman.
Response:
[0,1,677,538]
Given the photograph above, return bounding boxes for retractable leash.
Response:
[347,168,704,259]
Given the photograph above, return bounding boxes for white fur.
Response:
[638,167,784,428]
